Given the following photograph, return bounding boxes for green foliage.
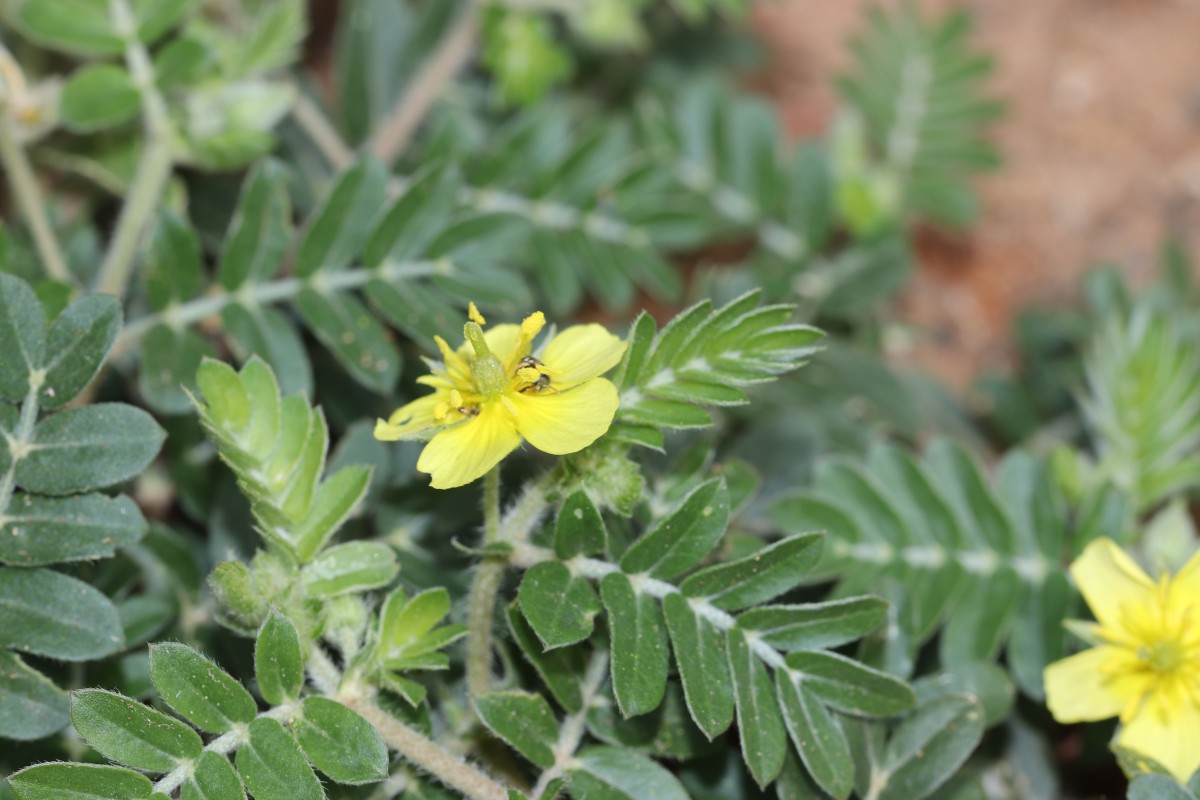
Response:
[0,275,162,741]
[772,440,1071,698]
[836,3,1001,227]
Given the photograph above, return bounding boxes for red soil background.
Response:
[753,0,1200,390]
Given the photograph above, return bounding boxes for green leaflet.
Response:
[7,763,153,800]
[182,751,245,800]
[601,572,669,718]
[475,691,559,768]
[0,650,69,741]
[619,478,729,580]
[0,493,146,566]
[293,697,388,785]
[255,612,304,706]
[149,643,257,733]
[235,718,324,800]
[70,689,202,772]
[0,567,123,660]
[518,561,601,649]
[661,592,733,740]
[726,626,786,788]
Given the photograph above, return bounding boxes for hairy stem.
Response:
[291,90,354,171]
[113,258,439,356]
[531,651,609,798]
[94,0,175,296]
[340,690,510,800]
[0,114,71,284]
[467,467,503,698]
[369,0,481,163]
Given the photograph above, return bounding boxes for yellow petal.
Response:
[1044,646,1147,723]
[541,324,626,390]
[1071,538,1155,631]
[415,402,520,489]
[1118,700,1200,782]
[374,394,442,441]
[1169,545,1200,612]
[510,378,618,455]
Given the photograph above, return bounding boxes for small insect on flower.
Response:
[373,303,626,489]
[1044,538,1200,781]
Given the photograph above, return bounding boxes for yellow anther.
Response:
[520,311,546,340]
[434,402,450,420]
[517,366,541,383]
[449,389,464,407]
[468,302,486,326]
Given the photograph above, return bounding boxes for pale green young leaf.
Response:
[70,689,202,772]
[294,697,388,785]
[40,294,121,409]
[517,561,601,649]
[0,274,46,401]
[182,751,245,800]
[149,643,257,733]
[300,540,396,597]
[727,626,786,787]
[0,493,145,566]
[0,650,69,741]
[619,478,729,580]
[221,304,311,396]
[661,592,733,740]
[7,763,152,800]
[60,65,139,132]
[255,612,304,706]
[13,0,123,57]
[235,718,323,800]
[291,466,372,561]
[680,532,823,610]
[600,572,668,718]
[15,404,165,496]
[0,567,123,660]
[474,691,558,768]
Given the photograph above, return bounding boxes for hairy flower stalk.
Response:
[1045,538,1200,781]
[374,303,626,488]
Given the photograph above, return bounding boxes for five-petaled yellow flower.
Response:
[1044,538,1200,781]
[373,304,625,489]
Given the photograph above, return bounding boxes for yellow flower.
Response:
[1044,538,1200,781]
[373,306,625,489]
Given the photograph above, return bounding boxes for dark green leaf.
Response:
[0,650,69,741]
[295,157,388,276]
[661,592,733,739]
[219,160,293,289]
[40,294,121,408]
[295,288,400,393]
[0,274,45,401]
[235,718,324,800]
[0,567,123,660]
[140,324,215,415]
[149,642,257,733]
[785,651,914,717]
[877,695,984,800]
[777,672,853,800]
[913,662,1014,729]
[294,697,388,785]
[0,492,145,566]
[1128,776,1195,800]
[255,612,304,706]
[71,689,202,771]
[182,751,245,800]
[601,572,669,718]
[619,478,730,580]
[505,604,584,713]
[554,490,607,559]
[16,404,165,496]
[726,626,786,787]
[475,691,558,768]
[7,763,152,800]
[738,597,887,651]
[518,561,601,649]
[13,0,123,56]
[680,532,823,610]
[568,746,690,800]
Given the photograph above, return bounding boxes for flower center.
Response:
[464,321,507,397]
[1138,639,1187,674]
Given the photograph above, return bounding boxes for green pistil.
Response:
[1140,640,1186,674]
[465,322,507,397]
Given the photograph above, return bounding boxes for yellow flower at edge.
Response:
[1044,537,1200,781]
[373,305,626,489]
